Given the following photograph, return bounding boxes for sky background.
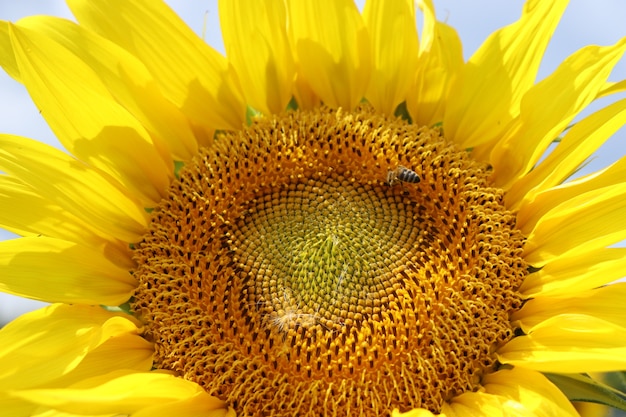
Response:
[0,1,625,324]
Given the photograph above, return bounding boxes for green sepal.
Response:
[246,105,263,125]
[393,101,412,124]
[286,96,299,111]
[545,373,626,411]
[174,160,185,179]
[101,301,133,316]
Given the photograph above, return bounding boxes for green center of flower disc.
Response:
[132,107,527,415]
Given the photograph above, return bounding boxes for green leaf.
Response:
[605,371,626,393]
[545,373,626,411]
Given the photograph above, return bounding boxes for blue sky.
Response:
[0,1,625,322]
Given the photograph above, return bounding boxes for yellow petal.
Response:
[288,0,370,109]
[67,0,246,132]
[0,237,135,305]
[0,176,106,242]
[498,314,626,373]
[489,39,626,189]
[0,394,35,417]
[0,317,152,416]
[0,135,147,243]
[11,371,229,417]
[392,407,437,417]
[520,247,626,298]
[363,0,418,115]
[523,182,626,266]
[0,176,134,269]
[219,0,294,116]
[0,21,20,81]
[49,333,153,389]
[517,156,626,235]
[482,367,579,417]
[8,23,172,205]
[18,16,198,161]
[506,97,626,209]
[514,283,626,332]
[133,394,235,417]
[444,390,533,417]
[444,0,567,149]
[598,79,626,98]
[0,304,143,390]
[291,72,321,110]
[408,0,464,127]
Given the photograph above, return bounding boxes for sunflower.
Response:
[1,0,626,416]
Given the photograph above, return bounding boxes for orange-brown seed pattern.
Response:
[132,107,527,416]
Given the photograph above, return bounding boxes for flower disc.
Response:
[132,107,527,415]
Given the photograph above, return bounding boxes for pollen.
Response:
[132,107,527,416]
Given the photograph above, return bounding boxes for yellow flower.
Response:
[1,0,625,416]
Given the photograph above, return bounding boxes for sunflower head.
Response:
[130,106,527,414]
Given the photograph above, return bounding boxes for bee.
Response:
[269,309,316,333]
[386,165,420,186]
[267,290,317,333]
